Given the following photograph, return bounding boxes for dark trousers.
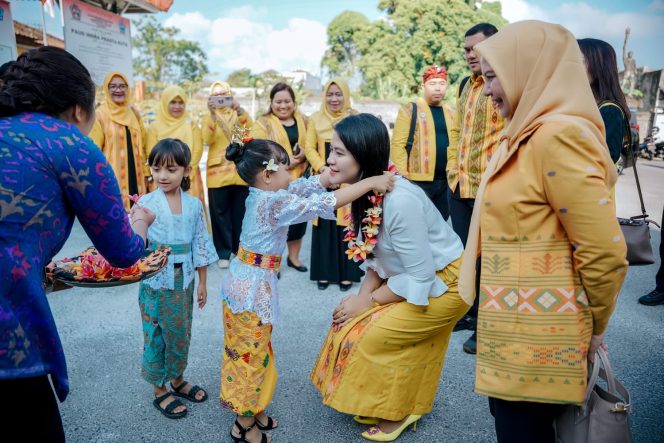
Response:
[489,397,563,443]
[657,206,664,291]
[449,186,481,319]
[208,185,249,260]
[0,375,65,442]
[414,178,449,220]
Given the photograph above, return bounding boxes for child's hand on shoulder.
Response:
[197,285,207,309]
[369,172,396,194]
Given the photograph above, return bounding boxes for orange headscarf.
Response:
[458,20,616,304]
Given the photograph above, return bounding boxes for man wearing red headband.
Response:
[390,65,453,220]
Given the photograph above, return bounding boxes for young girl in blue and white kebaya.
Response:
[219,135,396,443]
[135,138,218,420]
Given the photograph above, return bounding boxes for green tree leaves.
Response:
[322,0,506,99]
[132,16,209,85]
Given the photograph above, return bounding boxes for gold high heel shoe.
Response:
[354,415,380,425]
[361,414,421,441]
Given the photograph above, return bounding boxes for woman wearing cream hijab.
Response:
[202,81,253,268]
[146,85,207,218]
[90,72,148,207]
[458,21,628,442]
[304,78,362,291]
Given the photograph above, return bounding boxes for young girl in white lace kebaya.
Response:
[220,136,395,443]
[136,138,218,420]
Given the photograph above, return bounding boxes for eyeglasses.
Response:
[109,84,128,92]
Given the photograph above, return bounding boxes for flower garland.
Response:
[342,163,399,263]
[343,193,384,262]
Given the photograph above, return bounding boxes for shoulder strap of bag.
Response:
[599,101,648,219]
[458,76,470,98]
[405,102,417,160]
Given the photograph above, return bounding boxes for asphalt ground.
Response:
[50,159,664,442]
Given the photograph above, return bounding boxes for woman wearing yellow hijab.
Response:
[90,72,148,207]
[458,21,628,442]
[202,81,253,268]
[304,78,361,291]
[146,86,207,217]
[251,82,310,271]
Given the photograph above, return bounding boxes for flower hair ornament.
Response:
[263,158,279,173]
[231,125,253,146]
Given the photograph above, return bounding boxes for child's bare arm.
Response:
[332,173,396,208]
[196,266,208,309]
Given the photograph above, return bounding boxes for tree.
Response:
[322,0,506,99]
[226,69,255,87]
[321,11,370,78]
[133,16,209,85]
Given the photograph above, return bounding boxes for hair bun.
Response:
[225,142,245,162]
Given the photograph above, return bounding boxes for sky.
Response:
[8,0,664,79]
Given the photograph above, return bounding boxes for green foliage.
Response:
[226,68,255,87]
[132,16,209,85]
[321,11,370,78]
[225,69,312,105]
[323,0,506,99]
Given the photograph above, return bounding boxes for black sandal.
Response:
[256,415,278,431]
[170,381,208,403]
[153,392,187,419]
[231,419,268,443]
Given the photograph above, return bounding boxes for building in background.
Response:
[283,69,322,92]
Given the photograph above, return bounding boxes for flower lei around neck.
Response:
[342,163,399,263]
[343,193,384,262]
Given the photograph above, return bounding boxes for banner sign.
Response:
[0,0,17,64]
[62,0,133,85]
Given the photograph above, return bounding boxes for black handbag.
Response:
[618,158,660,265]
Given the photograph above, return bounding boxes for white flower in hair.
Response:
[263,159,279,172]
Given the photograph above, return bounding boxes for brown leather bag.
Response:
[555,347,633,443]
[618,158,659,265]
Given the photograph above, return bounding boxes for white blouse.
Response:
[361,177,463,305]
[138,188,218,290]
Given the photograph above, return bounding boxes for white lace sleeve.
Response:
[287,175,326,198]
[265,190,337,227]
[192,201,219,268]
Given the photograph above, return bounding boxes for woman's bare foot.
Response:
[255,410,278,429]
[374,416,408,434]
[154,385,186,414]
[233,416,271,443]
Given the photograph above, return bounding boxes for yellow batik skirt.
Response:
[310,258,469,421]
[220,304,277,416]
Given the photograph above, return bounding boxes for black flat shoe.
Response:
[287,258,308,272]
[339,282,352,292]
[318,280,329,290]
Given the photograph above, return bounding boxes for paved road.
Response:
[51,159,664,442]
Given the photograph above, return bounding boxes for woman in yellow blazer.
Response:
[458,21,628,443]
[201,81,253,268]
[251,82,309,271]
[304,78,361,291]
[90,71,148,208]
[146,85,208,227]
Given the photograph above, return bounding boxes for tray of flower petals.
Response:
[51,246,170,287]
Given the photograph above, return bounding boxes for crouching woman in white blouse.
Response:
[310,113,469,442]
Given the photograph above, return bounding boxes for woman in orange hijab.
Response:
[90,72,148,207]
[458,21,628,442]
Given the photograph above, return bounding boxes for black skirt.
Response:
[310,218,363,283]
[287,222,307,242]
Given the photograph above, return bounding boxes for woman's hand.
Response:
[588,333,607,362]
[207,96,215,113]
[368,172,396,194]
[289,148,306,169]
[332,293,372,331]
[197,285,207,309]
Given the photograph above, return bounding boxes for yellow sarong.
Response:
[220,304,277,416]
[311,258,469,421]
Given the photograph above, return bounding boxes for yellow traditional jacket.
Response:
[251,112,308,181]
[390,97,454,181]
[447,74,504,198]
[472,122,628,405]
[202,112,252,188]
[90,105,148,206]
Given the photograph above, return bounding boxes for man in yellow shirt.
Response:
[447,23,503,354]
[390,66,454,220]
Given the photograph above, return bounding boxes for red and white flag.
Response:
[41,0,55,18]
